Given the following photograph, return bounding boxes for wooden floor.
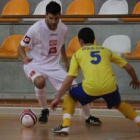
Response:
[0,115,140,140]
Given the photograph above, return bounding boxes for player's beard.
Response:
[51,23,57,30]
[46,20,57,31]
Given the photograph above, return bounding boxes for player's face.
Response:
[46,13,60,30]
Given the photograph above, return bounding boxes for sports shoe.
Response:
[39,109,49,124]
[85,115,102,125]
[53,125,69,135]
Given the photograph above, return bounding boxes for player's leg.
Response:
[47,69,75,134]
[115,102,140,127]
[103,88,140,128]
[60,93,102,130]
[53,93,76,134]
[35,86,49,124]
[62,93,76,126]
[53,83,99,134]
[23,64,49,124]
[79,103,101,125]
[47,68,101,125]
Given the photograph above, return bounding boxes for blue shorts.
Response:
[69,83,121,109]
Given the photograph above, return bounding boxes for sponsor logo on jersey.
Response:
[50,33,57,36]
[30,71,36,77]
[48,47,57,54]
[23,35,31,44]
[49,40,57,46]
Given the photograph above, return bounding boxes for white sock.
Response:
[79,103,91,118]
[63,113,72,120]
[134,116,140,123]
[35,87,47,109]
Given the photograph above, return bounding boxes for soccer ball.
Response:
[20,109,37,127]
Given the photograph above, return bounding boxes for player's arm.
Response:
[51,54,79,110]
[18,44,33,64]
[19,27,35,64]
[61,44,69,71]
[51,75,75,110]
[123,63,140,89]
[18,44,27,60]
[110,51,140,89]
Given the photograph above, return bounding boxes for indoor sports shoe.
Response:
[85,115,102,125]
[53,125,69,135]
[39,108,49,124]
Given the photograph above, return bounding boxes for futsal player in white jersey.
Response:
[18,1,101,125]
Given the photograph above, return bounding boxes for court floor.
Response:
[0,114,140,140]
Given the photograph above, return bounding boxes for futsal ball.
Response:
[20,109,37,127]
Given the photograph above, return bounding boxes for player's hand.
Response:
[129,80,140,89]
[51,98,60,111]
[22,57,33,65]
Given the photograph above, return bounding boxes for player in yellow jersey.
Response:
[51,27,140,134]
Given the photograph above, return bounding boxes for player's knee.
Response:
[114,101,124,110]
[34,76,46,89]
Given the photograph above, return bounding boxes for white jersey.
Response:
[21,19,68,70]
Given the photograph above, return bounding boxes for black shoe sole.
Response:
[39,121,47,124]
[86,122,102,126]
[39,119,48,124]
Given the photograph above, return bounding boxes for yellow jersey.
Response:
[68,45,127,96]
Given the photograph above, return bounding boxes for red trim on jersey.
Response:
[30,71,36,77]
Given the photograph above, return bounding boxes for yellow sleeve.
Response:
[110,51,127,67]
[68,54,79,77]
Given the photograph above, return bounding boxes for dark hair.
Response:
[78,27,95,43]
[46,1,61,14]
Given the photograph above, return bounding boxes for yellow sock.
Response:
[116,101,140,122]
[62,93,76,127]
[62,94,76,115]
[62,118,71,127]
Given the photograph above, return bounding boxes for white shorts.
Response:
[23,63,77,93]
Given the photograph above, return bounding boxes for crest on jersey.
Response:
[23,35,31,44]
[48,47,57,54]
